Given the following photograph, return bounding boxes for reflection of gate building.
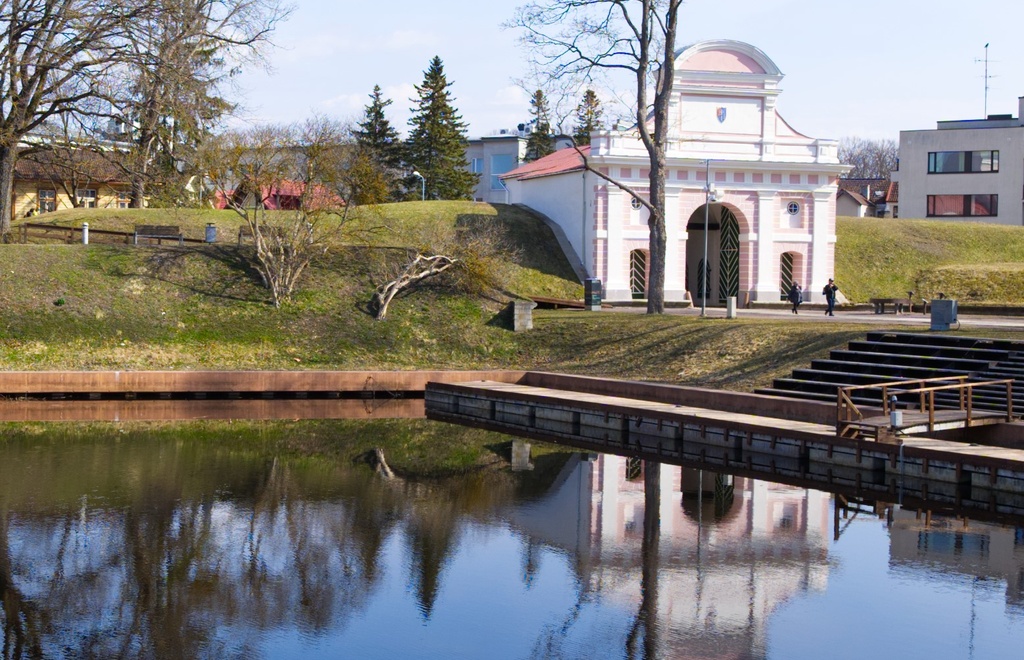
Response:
[503,39,847,305]
[507,454,833,658]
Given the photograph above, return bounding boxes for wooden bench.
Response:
[133,224,183,246]
[869,297,911,314]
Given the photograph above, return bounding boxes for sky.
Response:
[233,0,1024,142]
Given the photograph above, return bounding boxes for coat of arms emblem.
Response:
[716,107,727,123]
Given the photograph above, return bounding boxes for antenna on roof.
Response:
[974,43,995,118]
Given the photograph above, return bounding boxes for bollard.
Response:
[81,222,89,245]
[726,296,737,319]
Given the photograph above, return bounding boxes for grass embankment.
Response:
[5,205,1024,392]
[836,216,1024,304]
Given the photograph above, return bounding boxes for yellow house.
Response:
[10,150,132,223]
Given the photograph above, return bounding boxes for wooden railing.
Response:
[837,376,1014,439]
[19,222,207,245]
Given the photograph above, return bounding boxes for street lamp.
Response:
[700,159,717,317]
[412,170,425,201]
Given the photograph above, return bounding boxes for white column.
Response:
[664,188,687,302]
[604,189,631,300]
[754,191,777,301]
[810,191,833,302]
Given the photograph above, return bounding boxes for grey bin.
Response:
[585,278,602,311]
[930,299,958,331]
[205,223,217,243]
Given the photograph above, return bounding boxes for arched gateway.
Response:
[501,39,847,305]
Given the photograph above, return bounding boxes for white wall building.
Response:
[501,39,847,305]
[893,98,1024,225]
[465,132,574,204]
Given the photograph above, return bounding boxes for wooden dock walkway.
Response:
[424,376,1024,501]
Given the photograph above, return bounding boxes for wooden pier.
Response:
[424,373,1024,502]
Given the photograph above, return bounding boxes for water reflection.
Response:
[1,424,1022,659]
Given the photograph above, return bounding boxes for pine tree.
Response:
[524,90,555,162]
[404,57,478,200]
[573,89,604,146]
[353,85,404,201]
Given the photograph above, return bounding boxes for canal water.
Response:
[1,419,1022,659]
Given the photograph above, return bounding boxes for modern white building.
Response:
[465,131,574,204]
[501,39,847,305]
[893,98,1024,225]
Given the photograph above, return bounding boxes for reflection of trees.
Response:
[0,510,45,659]
[0,431,541,657]
[626,462,660,660]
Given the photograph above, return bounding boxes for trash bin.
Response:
[585,278,602,311]
[205,223,217,243]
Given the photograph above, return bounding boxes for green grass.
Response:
[836,216,1024,303]
[7,204,1024,391]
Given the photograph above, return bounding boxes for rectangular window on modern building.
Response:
[491,154,515,190]
[470,158,483,173]
[927,150,999,173]
[926,194,998,217]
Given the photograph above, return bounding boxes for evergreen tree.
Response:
[573,89,604,146]
[354,85,405,201]
[404,57,478,200]
[524,90,555,162]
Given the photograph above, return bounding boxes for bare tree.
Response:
[509,0,684,314]
[0,0,147,235]
[115,0,290,208]
[838,136,898,180]
[371,215,518,321]
[202,116,356,307]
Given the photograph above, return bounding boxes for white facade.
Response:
[502,40,847,305]
[893,97,1024,225]
[465,132,575,204]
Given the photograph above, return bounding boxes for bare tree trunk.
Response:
[0,145,16,237]
[373,253,457,320]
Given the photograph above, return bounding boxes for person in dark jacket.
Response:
[823,278,838,316]
[788,282,802,314]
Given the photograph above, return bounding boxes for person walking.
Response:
[823,278,838,316]
[788,282,803,314]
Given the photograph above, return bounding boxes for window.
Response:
[927,150,999,173]
[76,189,97,208]
[927,194,998,217]
[116,192,131,209]
[470,157,483,174]
[38,189,56,213]
[490,154,515,190]
[787,202,800,215]
[630,196,643,210]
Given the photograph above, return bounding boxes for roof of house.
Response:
[501,146,589,181]
[15,149,126,183]
[837,188,874,208]
[886,181,899,203]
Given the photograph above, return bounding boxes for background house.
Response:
[10,150,130,222]
[502,39,847,305]
[893,97,1024,225]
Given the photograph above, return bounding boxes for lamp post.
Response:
[412,170,425,201]
[700,159,717,317]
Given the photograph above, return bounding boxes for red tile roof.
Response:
[502,146,589,181]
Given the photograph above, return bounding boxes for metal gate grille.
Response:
[780,252,794,300]
[629,250,647,299]
[718,210,739,302]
